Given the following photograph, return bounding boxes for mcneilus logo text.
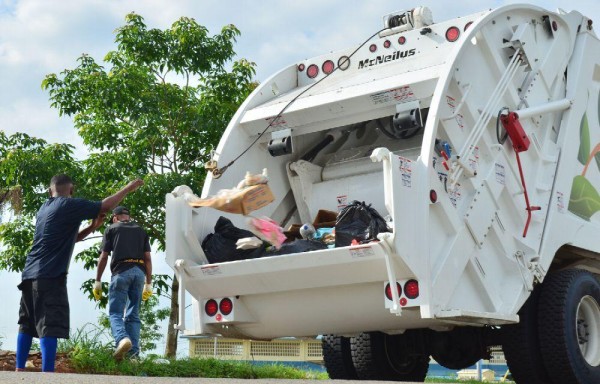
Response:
[358,49,416,69]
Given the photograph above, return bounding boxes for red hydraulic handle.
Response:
[501,111,540,237]
[514,151,541,237]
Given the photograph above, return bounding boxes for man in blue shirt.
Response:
[15,174,144,373]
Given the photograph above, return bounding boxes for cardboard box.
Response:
[285,209,337,240]
[188,184,275,215]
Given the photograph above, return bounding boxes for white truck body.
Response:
[166,4,600,382]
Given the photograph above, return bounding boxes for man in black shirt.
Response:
[16,174,144,373]
[94,206,152,360]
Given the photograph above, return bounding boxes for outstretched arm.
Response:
[76,214,105,242]
[99,178,144,215]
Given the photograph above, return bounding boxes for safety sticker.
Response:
[556,191,565,213]
[370,86,415,105]
[337,195,348,211]
[446,95,464,130]
[265,115,287,127]
[448,183,462,207]
[495,163,506,185]
[398,156,412,188]
[201,265,222,276]
[349,246,375,258]
[468,146,480,174]
[446,95,456,111]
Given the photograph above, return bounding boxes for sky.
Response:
[1,0,599,355]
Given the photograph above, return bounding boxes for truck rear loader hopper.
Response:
[166,4,600,383]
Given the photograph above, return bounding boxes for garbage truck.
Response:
[165,4,600,383]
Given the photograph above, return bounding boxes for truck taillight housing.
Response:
[219,298,233,315]
[297,63,305,72]
[430,189,438,203]
[398,36,406,45]
[338,56,350,70]
[369,44,377,52]
[445,26,460,42]
[322,60,334,75]
[385,282,402,300]
[307,64,319,78]
[404,280,420,299]
[205,299,218,316]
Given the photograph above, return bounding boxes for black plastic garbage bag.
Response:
[335,201,389,247]
[267,239,328,256]
[201,216,266,263]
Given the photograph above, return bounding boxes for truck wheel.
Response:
[351,331,429,382]
[502,288,551,384]
[322,334,358,379]
[538,269,600,384]
[430,327,485,370]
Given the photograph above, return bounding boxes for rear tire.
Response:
[351,331,429,382]
[322,334,358,379]
[502,288,551,384]
[538,269,600,384]
[430,327,485,370]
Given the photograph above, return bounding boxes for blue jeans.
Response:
[108,267,145,356]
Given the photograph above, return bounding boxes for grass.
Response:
[58,324,506,382]
[70,350,328,379]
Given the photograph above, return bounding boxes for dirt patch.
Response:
[0,350,75,373]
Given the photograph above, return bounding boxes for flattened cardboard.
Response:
[188,184,274,215]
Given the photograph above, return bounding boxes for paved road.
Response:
[0,372,452,384]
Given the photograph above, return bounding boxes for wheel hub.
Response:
[576,295,600,367]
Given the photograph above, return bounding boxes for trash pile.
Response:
[173,169,390,263]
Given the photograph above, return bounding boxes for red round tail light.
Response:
[369,44,377,52]
[306,64,319,79]
[219,298,233,315]
[404,280,420,299]
[398,36,406,45]
[383,40,391,48]
[297,63,305,72]
[430,189,438,203]
[445,26,460,42]
[322,60,335,75]
[205,299,218,316]
[385,282,402,300]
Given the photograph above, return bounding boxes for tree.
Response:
[1,13,256,357]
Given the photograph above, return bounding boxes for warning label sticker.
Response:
[495,163,506,185]
[446,95,464,129]
[201,265,222,276]
[398,156,412,188]
[337,195,348,211]
[449,183,462,207]
[370,86,415,105]
[349,246,375,258]
[556,191,565,213]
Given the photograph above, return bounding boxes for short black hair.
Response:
[113,206,130,216]
[50,174,73,187]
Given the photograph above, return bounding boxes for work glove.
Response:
[142,283,153,301]
[93,280,102,301]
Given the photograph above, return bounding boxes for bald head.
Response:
[50,174,74,197]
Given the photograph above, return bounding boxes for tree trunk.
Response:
[165,274,179,357]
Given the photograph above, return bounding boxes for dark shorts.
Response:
[17,275,70,339]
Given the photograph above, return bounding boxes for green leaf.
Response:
[568,175,600,221]
[578,113,590,165]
